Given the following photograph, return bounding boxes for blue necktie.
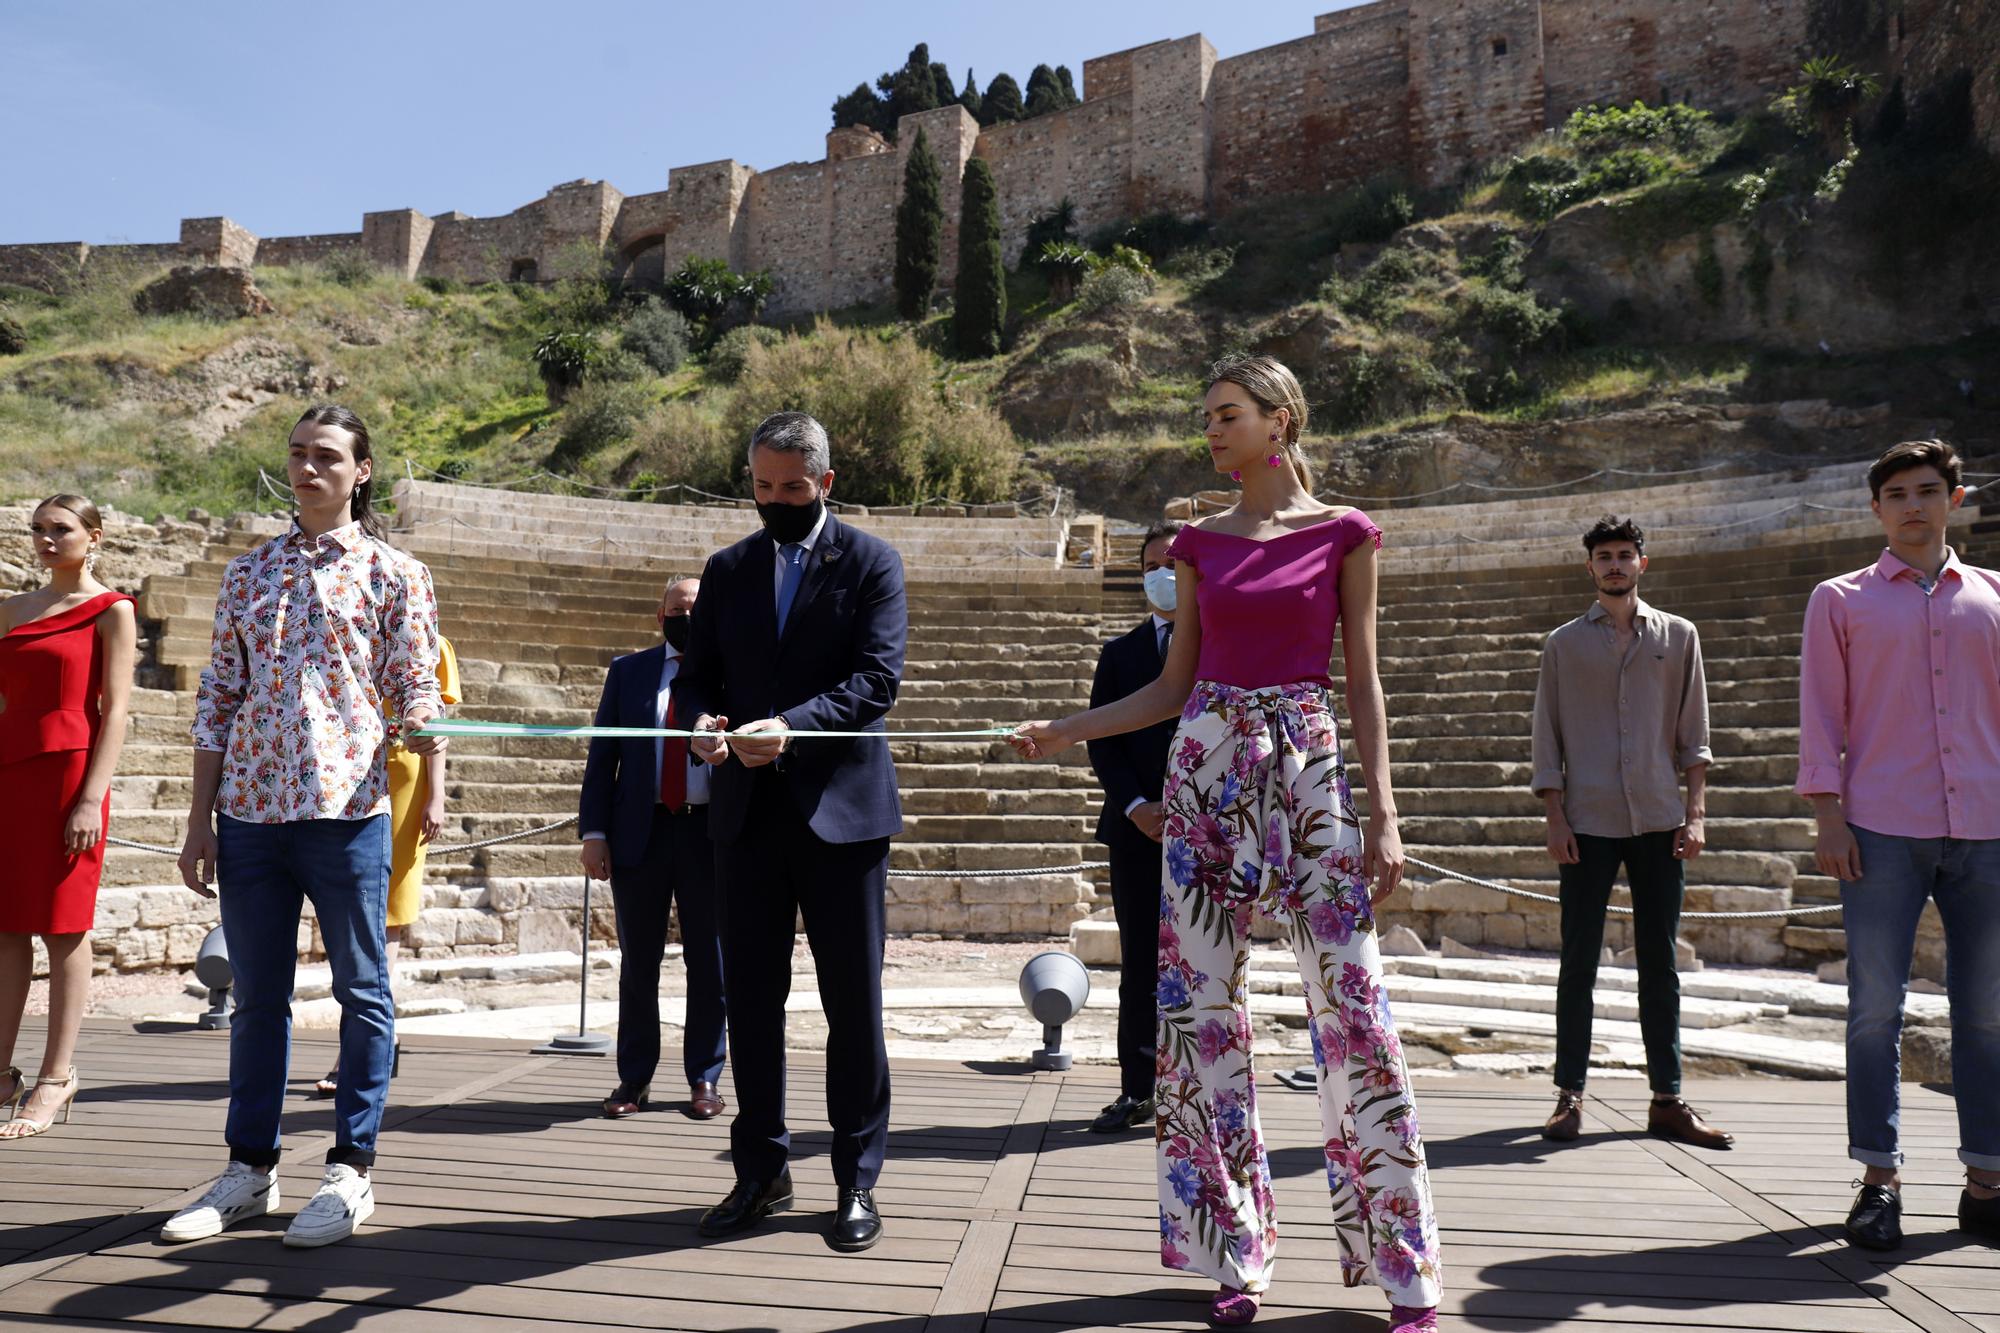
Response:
[775,542,807,633]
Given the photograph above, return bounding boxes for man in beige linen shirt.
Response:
[1530,515,1732,1149]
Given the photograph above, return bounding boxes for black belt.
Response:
[654,801,705,818]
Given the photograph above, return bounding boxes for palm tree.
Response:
[1777,56,1882,155]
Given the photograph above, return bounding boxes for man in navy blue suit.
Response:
[676,411,907,1253]
[577,576,727,1123]
[1086,521,1180,1134]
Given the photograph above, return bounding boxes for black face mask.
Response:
[756,495,823,545]
[661,615,692,653]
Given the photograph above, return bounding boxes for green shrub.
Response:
[1523,148,1675,217]
[1086,212,1211,263]
[532,329,597,404]
[0,312,25,356]
[1562,101,1715,153]
[1074,264,1152,315]
[664,257,773,326]
[548,379,650,468]
[1326,176,1416,247]
[626,399,739,496]
[1035,242,1092,301]
[721,321,1020,505]
[1693,232,1725,308]
[621,297,691,374]
[319,250,380,288]
[706,324,784,383]
[1463,233,1529,287]
[1460,283,1566,351]
[1023,198,1077,258]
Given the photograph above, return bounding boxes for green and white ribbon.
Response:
[414,717,1018,741]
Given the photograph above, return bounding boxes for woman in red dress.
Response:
[0,495,136,1139]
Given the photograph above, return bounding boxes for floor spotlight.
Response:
[194,925,233,1030]
[1018,950,1091,1071]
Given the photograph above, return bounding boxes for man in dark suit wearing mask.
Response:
[577,577,727,1123]
[1086,520,1181,1133]
[677,412,907,1253]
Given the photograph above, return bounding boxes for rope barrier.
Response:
[108,831,1842,915]
[417,718,1016,741]
[1405,856,1843,920]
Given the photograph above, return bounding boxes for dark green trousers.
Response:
[1554,830,1684,1094]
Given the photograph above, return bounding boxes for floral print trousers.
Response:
[1155,680,1443,1305]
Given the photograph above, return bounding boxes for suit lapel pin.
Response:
[821,550,837,564]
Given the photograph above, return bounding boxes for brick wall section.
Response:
[180,217,258,268]
[1409,0,1549,183]
[1212,13,1416,202]
[0,243,92,292]
[363,209,435,279]
[1129,37,1217,215]
[252,232,366,267]
[1541,0,1808,124]
[978,98,1135,268]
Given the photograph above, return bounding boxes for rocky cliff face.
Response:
[1534,197,2000,355]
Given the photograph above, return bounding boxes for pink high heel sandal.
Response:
[1208,1286,1260,1326]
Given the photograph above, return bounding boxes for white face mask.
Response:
[1143,566,1178,613]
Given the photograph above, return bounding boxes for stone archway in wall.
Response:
[614,234,667,293]
[508,258,539,283]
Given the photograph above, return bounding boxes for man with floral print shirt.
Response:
[166,405,442,1251]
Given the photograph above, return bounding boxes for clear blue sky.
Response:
[5,0,1362,246]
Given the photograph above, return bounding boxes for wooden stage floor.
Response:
[0,1019,1992,1332]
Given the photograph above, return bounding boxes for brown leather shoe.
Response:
[686,1080,725,1120]
[1648,1096,1734,1149]
[602,1083,649,1119]
[1541,1090,1583,1142]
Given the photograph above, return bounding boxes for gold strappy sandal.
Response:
[0,1067,79,1139]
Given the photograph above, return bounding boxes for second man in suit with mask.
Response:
[1086,521,1182,1133]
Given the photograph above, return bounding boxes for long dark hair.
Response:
[293,403,385,538]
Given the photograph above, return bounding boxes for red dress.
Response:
[0,590,133,933]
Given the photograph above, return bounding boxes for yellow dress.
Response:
[385,637,461,929]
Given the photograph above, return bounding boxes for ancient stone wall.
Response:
[252,232,366,267]
[0,244,95,292]
[1540,0,1809,124]
[5,2,1902,309]
[1899,0,2000,154]
[1211,12,1415,202]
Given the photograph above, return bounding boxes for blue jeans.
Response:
[217,814,394,1168]
[1842,825,2000,1171]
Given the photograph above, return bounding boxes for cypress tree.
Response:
[894,128,943,320]
[1024,64,1064,118]
[958,68,982,120]
[983,72,1023,124]
[953,157,1006,359]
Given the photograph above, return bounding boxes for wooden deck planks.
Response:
[0,1020,1990,1329]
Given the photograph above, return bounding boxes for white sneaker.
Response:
[283,1163,374,1248]
[160,1162,280,1243]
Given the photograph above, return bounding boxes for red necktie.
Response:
[660,691,687,809]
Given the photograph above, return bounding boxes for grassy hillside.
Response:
[2,85,1993,524]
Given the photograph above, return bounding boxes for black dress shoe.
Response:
[1962,1186,2000,1245]
[828,1187,882,1252]
[1844,1183,1902,1251]
[1089,1094,1155,1135]
[697,1170,793,1238]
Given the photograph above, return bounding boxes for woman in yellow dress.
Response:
[316,636,459,1096]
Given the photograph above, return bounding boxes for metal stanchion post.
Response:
[533,874,614,1056]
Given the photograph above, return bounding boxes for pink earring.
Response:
[1230,469,1242,481]
[1267,454,1283,468]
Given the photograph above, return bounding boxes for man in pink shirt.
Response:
[1796,438,2000,1252]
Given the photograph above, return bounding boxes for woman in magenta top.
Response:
[1014,357,1440,1331]
[0,495,137,1139]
